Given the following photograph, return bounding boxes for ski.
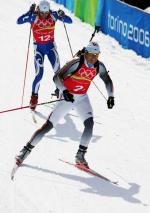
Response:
[59,159,118,185]
[30,109,37,123]
[11,163,20,180]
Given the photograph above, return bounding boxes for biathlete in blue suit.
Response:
[17,0,72,110]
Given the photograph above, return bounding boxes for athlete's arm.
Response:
[17,12,36,24]
[99,62,114,97]
[52,11,72,23]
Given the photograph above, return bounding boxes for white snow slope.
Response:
[0,1,150,213]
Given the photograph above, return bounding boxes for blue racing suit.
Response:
[17,11,72,95]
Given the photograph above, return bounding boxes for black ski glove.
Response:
[63,90,74,103]
[107,97,114,109]
[58,9,65,18]
[29,3,36,13]
[95,25,101,33]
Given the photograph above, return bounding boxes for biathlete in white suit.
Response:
[15,41,115,168]
[17,0,72,110]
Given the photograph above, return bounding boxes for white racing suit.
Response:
[26,56,114,149]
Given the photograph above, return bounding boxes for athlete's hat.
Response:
[85,42,100,54]
[39,0,50,13]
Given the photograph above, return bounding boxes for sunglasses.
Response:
[86,52,100,57]
[39,11,50,15]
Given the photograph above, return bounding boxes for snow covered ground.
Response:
[0,1,150,212]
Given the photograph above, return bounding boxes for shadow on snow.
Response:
[22,163,147,206]
[35,112,102,143]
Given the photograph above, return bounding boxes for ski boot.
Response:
[30,93,38,110]
[15,143,34,166]
[75,146,89,168]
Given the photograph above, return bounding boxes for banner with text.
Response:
[100,0,150,58]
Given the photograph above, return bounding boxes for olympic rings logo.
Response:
[36,18,54,28]
[78,68,96,79]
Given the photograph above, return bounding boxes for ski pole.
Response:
[62,21,74,57]
[21,25,32,108]
[0,99,64,114]
[92,81,107,101]
[89,29,96,42]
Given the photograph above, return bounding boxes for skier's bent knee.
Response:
[84,117,94,129]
